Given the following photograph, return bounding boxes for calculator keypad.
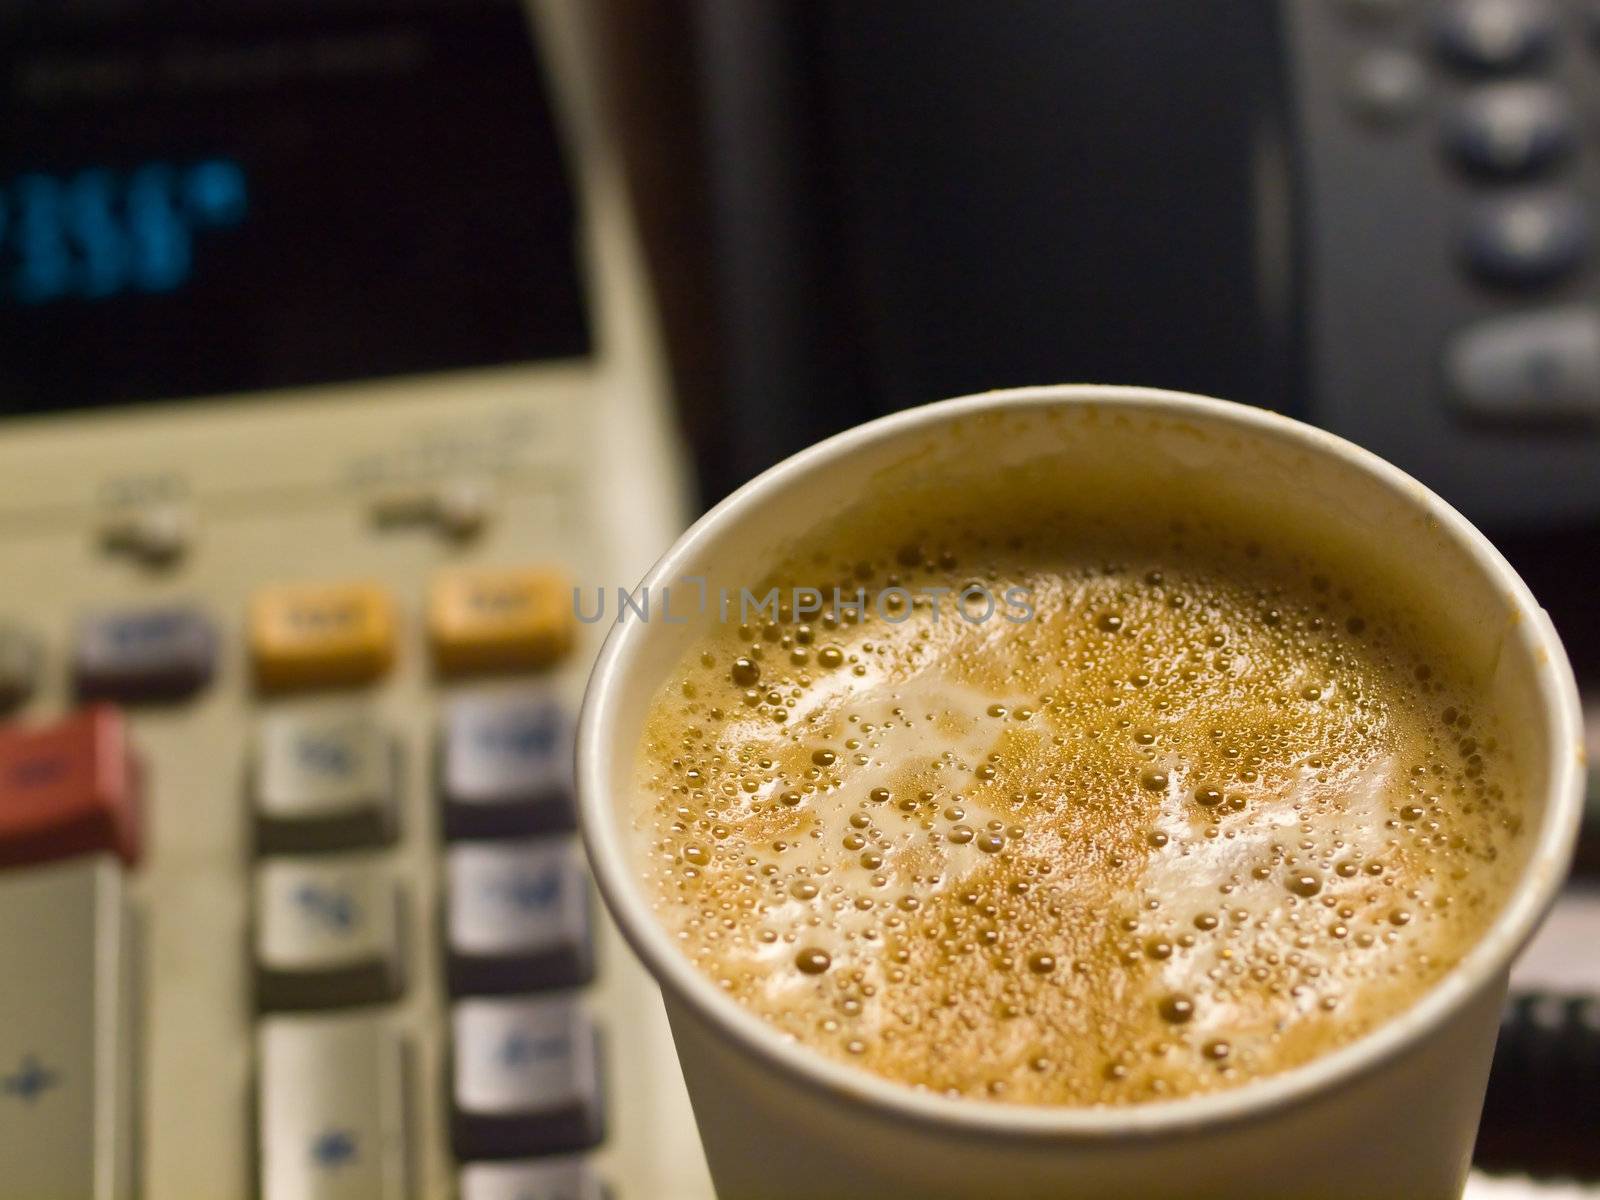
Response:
[241,566,605,1192]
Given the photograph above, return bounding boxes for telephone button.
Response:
[1445,308,1600,422]
[1462,193,1588,288]
[1435,0,1558,73]
[1446,83,1573,177]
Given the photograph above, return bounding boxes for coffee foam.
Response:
[633,503,1526,1106]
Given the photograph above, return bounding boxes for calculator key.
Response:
[447,841,594,995]
[429,566,575,676]
[0,623,40,710]
[1445,83,1573,177]
[442,690,575,839]
[255,707,398,853]
[1463,193,1588,288]
[0,856,135,1199]
[249,582,396,692]
[452,997,604,1160]
[258,1014,411,1200]
[73,604,217,701]
[255,857,406,1009]
[0,706,141,868]
[460,1156,607,1200]
[1446,308,1600,421]
[1434,0,1557,72]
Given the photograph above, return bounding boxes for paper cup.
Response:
[578,386,1585,1200]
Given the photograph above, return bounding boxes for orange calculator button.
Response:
[0,705,142,868]
[249,582,396,691]
[428,566,573,675]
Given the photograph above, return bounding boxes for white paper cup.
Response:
[578,386,1586,1200]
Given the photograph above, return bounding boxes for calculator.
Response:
[0,0,716,1195]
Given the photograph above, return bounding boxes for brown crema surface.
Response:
[632,499,1524,1106]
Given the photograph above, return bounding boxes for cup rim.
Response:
[577,384,1586,1141]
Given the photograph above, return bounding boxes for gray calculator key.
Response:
[1463,193,1588,288]
[0,855,134,1199]
[1446,83,1573,177]
[73,605,217,701]
[0,623,40,709]
[258,1014,411,1200]
[255,857,406,1009]
[460,1156,607,1200]
[1434,0,1557,72]
[1446,307,1600,421]
[451,997,604,1160]
[447,841,594,995]
[256,708,399,852]
[442,689,575,839]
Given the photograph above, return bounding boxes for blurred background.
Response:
[2,0,1600,1194]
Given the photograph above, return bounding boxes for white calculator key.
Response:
[0,855,134,1199]
[451,996,603,1160]
[257,1014,410,1200]
[447,840,593,995]
[255,707,398,851]
[441,689,574,838]
[255,857,406,1009]
[460,1155,607,1200]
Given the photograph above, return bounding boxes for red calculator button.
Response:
[0,706,141,868]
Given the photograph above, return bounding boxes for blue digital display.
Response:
[0,160,246,304]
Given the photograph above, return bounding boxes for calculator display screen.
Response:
[0,3,589,414]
